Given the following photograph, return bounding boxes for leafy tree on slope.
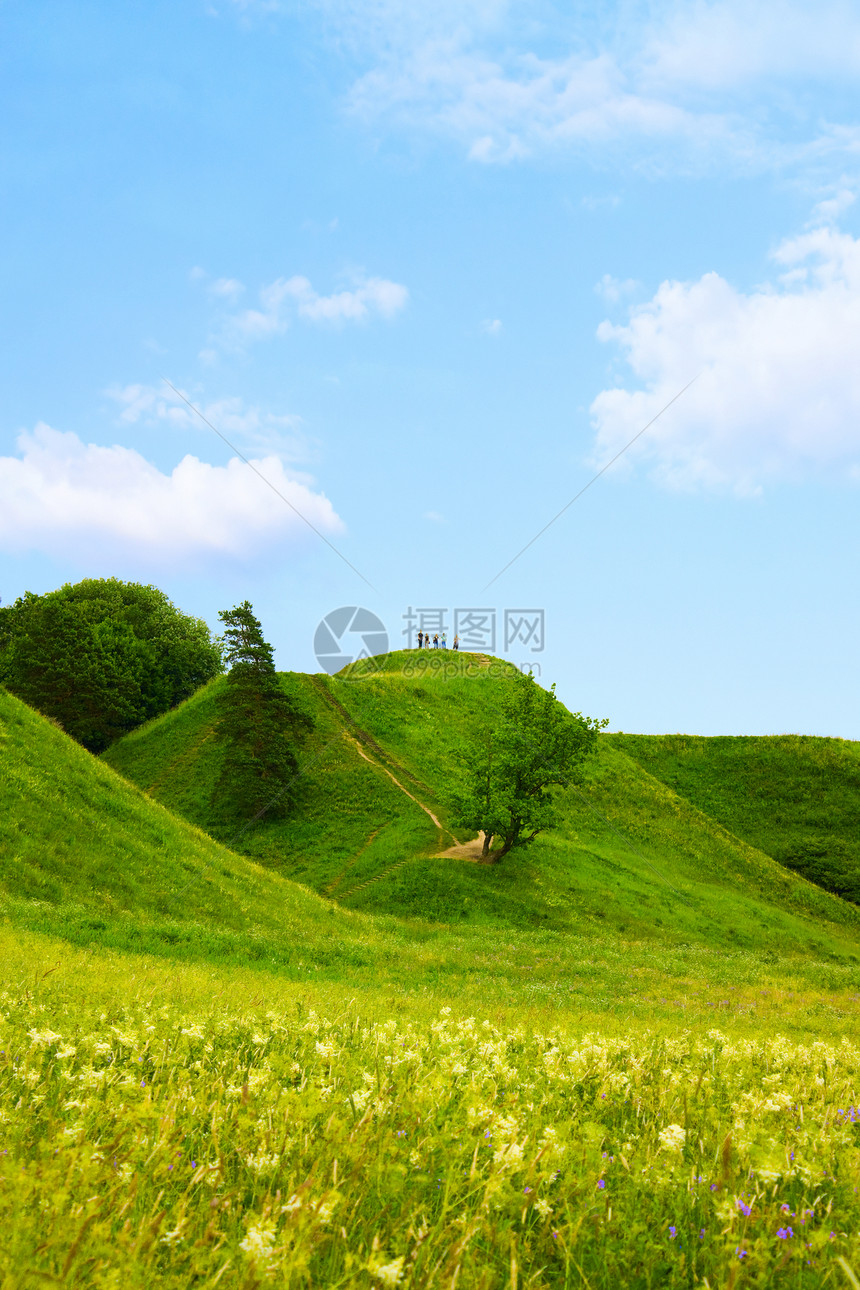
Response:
[212,601,313,821]
[0,579,222,752]
[451,669,606,860]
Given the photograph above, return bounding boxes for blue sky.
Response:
[3,0,860,736]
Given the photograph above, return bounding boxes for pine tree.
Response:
[212,602,312,821]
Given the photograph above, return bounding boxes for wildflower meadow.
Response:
[3,948,860,1288]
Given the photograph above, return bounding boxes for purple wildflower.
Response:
[597,1180,606,1189]
[777,1227,793,1239]
[669,1227,677,1239]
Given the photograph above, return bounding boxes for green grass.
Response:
[101,653,860,965]
[6,664,860,1285]
[102,671,442,892]
[2,671,859,1011]
[611,733,860,903]
[2,926,860,1288]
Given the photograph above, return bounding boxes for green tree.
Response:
[212,601,313,821]
[451,670,606,861]
[0,579,222,751]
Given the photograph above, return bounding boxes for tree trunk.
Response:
[481,832,493,856]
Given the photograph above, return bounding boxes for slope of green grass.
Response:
[610,733,860,903]
[19,678,860,1018]
[101,671,443,888]
[101,653,860,964]
[0,685,379,971]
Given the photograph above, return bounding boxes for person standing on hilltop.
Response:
[441,631,447,648]
[433,633,439,648]
[417,630,424,648]
[453,634,459,650]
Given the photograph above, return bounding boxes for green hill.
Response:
[610,732,860,903]
[101,651,860,960]
[0,684,370,971]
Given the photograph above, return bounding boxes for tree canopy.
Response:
[451,669,606,860]
[0,579,223,752]
[212,601,313,823]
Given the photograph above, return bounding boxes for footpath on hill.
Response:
[312,674,495,864]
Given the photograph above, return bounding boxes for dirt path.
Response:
[346,735,456,840]
[347,735,498,862]
[433,832,494,862]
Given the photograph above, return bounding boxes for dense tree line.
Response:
[0,579,223,751]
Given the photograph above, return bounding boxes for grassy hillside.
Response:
[0,684,376,970]
[610,733,860,903]
[13,677,858,1021]
[102,652,860,963]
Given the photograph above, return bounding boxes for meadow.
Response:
[3,930,860,1288]
[3,658,860,1286]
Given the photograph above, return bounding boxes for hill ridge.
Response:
[98,656,860,959]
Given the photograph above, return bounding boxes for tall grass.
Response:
[3,929,860,1288]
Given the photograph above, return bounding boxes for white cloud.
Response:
[808,185,857,226]
[105,384,304,455]
[223,272,408,345]
[349,43,729,168]
[280,274,408,322]
[0,424,343,564]
[640,1,860,92]
[590,220,860,494]
[107,383,193,428]
[581,193,621,212]
[210,277,245,300]
[318,0,860,173]
[481,318,502,334]
[595,274,639,303]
